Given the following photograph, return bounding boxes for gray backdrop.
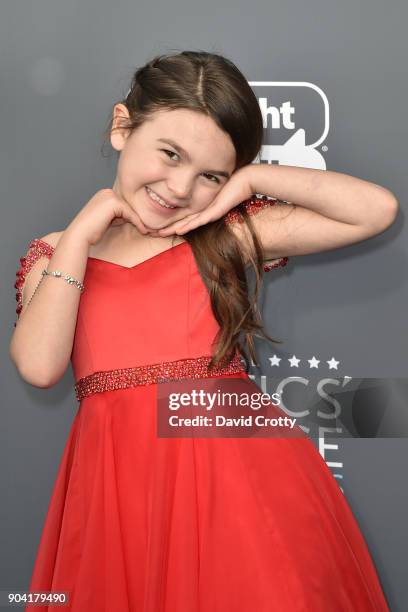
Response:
[1,0,407,609]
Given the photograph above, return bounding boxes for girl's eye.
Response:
[161,149,220,184]
[162,149,179,162]
[202,173,220,184]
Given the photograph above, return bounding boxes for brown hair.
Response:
[101,50,285,371]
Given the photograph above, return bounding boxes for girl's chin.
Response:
[142,221,173,235]
[143,219,169,231]
[143,216,186,231]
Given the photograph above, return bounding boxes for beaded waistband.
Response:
[74,353,247,401]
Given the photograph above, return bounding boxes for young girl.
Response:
[11,51,397,611]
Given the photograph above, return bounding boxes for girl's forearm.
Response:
[248,164,398,227]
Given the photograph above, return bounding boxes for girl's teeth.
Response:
[147,187,176,208]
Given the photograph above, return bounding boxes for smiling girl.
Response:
[10,51,396,611]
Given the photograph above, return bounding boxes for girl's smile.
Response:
[145,186,181,214]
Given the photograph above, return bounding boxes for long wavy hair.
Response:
[101,50,284,371]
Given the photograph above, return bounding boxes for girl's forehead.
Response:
[147,109,227,139]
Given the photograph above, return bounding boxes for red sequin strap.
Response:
[14,238,55,326]
[224,194,280,225]
[262,257,289,272]
[74,352,247,401]
[225,195,290,273]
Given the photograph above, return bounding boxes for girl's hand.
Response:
[157,167,254,237]
[66,189,152,246]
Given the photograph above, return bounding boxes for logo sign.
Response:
[250,81,329,170]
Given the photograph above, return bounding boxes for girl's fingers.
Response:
[159,225,187,237]
[174,215,206,234]
[157,225,180,237]
[175,208,219,234]
[158,214,200,237]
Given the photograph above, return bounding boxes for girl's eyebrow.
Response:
[156,138,231,178]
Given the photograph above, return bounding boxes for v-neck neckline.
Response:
[37,238,189,270]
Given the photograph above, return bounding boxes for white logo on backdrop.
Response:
[250,81,329,170]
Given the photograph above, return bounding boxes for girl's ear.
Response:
[110,104,131,152]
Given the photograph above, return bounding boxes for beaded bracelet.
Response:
[26,269,85,309]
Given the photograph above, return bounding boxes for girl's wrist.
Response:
[61,225,92,252]
[246,163,263,195]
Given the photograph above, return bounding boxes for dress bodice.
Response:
[70,240,225,380]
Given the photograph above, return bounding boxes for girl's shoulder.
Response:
[37,230,63,250]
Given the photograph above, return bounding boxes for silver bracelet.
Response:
[41,268,85,291]
[26,269,85,309]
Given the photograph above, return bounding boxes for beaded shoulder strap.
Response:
[14,238,55,324]
[224,194,289,272]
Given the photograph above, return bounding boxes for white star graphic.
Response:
[288,355,301,367]
[327,357,340,369]
[269,355,282,366]
[308,356,320,368]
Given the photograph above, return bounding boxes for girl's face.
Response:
[110,106,237,231]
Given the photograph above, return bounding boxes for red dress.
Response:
[14,197,389,611]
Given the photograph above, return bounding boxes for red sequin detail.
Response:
[14,238,54,327]
[263,257,289,272]
[74,352,247,401]
[224,194,279,225]
[225,195,290,273]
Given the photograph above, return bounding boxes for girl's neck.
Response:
[88,222,186,263]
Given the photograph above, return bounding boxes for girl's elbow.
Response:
[11,356,59,388]
[373,195,399,233]
[387,195,399,222]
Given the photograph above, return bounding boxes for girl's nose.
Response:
[167,175,193,201]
